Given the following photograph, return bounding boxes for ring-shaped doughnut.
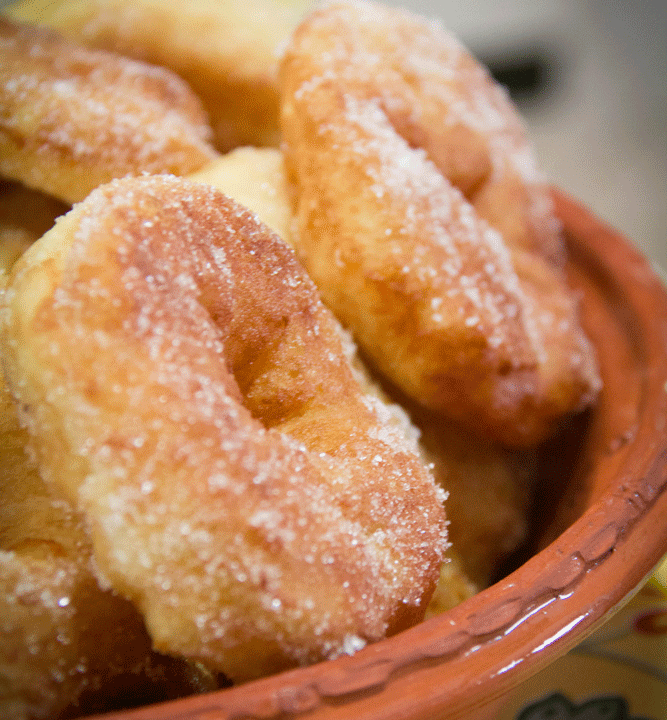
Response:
[1,174,447,682]
[4,0,313,152]
[0,18,217,205]
[280,0,600,446]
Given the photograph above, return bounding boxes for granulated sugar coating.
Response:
[280,0,600,446]
[0,18,217,205]
[4,0,313,152]
[1,175,447,682]
[0,360,217,719]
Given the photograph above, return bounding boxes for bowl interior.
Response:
[92,190,667,720]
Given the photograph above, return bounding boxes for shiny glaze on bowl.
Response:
[90,190,667,720]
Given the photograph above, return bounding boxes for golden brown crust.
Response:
[0,552,217,720]
[2,174,447,682]
[425,549,480,618]
[0,18,217,205]
[280,0,600,446]
[4,0,313,152]
[0,358,217,720]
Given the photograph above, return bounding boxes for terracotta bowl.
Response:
[91,190,667,720]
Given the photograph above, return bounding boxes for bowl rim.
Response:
[94,189,667,720]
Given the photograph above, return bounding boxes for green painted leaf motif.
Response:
[517,692,654,720]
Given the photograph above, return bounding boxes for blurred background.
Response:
[390,0,667,271]
[3,0,665,269]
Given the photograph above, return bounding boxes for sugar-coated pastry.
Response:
[280,0,600,446]
[2,174,447,682]
[413,407,534,588]
[4,0,313,152]
[0,18,217,205]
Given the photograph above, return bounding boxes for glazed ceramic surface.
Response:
[499,561,667,719]
[91,190,667,720]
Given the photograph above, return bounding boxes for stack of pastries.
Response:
[0,1,600,718]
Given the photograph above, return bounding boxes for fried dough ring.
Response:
[4,0,313,152]
[280,0,600,446]
[2,174,447,682]
[0,18,217,205]
[189,148,531,605]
